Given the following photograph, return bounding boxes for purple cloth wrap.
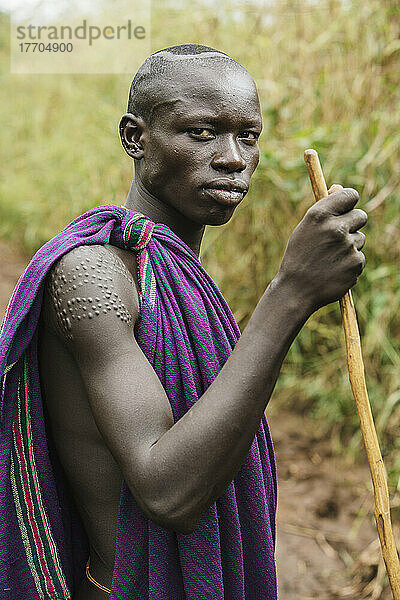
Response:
[0,205,277,599]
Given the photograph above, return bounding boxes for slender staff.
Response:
[304,148,400,598]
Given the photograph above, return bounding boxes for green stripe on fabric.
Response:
[11,455,45,598]
[2,361,17,376]
[11,382,48,598]
[11,359,71,598]
[22,360,70,597]
[10,457,46,598]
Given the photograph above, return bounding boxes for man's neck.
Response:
[123,177,205,257]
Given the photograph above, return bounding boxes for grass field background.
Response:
[1,0,399,480]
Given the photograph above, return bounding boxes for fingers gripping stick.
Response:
[304,149,400,599]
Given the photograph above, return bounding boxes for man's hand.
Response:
[276,186,367,313]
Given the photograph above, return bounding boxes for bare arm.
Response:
[46,188,367,534]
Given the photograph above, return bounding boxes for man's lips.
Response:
[202,179,248,206]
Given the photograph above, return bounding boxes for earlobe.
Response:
[119,113,145,160]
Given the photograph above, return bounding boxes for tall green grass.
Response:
[1,1,399,479]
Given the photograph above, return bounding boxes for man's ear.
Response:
[119,113,146,159]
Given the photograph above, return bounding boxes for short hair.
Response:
[127,44,243,123]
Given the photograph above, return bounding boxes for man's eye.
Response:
[188,128,214,137]
[241,131,259,140]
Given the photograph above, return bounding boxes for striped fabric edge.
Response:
[1,361,17,377]
[10,354,71,600]
[137,248,157,310]
[0,268,26,380]
[122,215,157,310]
[0,268,25,338]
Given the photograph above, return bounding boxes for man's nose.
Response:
[211,135,246,173]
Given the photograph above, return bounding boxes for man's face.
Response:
[138,61,262,226]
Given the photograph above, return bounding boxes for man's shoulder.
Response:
[49,243,135,277]
[42,244,140,343]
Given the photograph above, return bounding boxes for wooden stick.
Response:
[304,149,400,598]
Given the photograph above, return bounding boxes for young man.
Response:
[0,45,367,599]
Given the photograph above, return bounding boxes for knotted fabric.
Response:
[0,204,277,599]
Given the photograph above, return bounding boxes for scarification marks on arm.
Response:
[47,246,134,341]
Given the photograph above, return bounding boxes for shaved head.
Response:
[127,44,250,124]
[119,43,262,228]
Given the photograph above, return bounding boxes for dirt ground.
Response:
[0,241,397,599]
[268,406,396,599]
